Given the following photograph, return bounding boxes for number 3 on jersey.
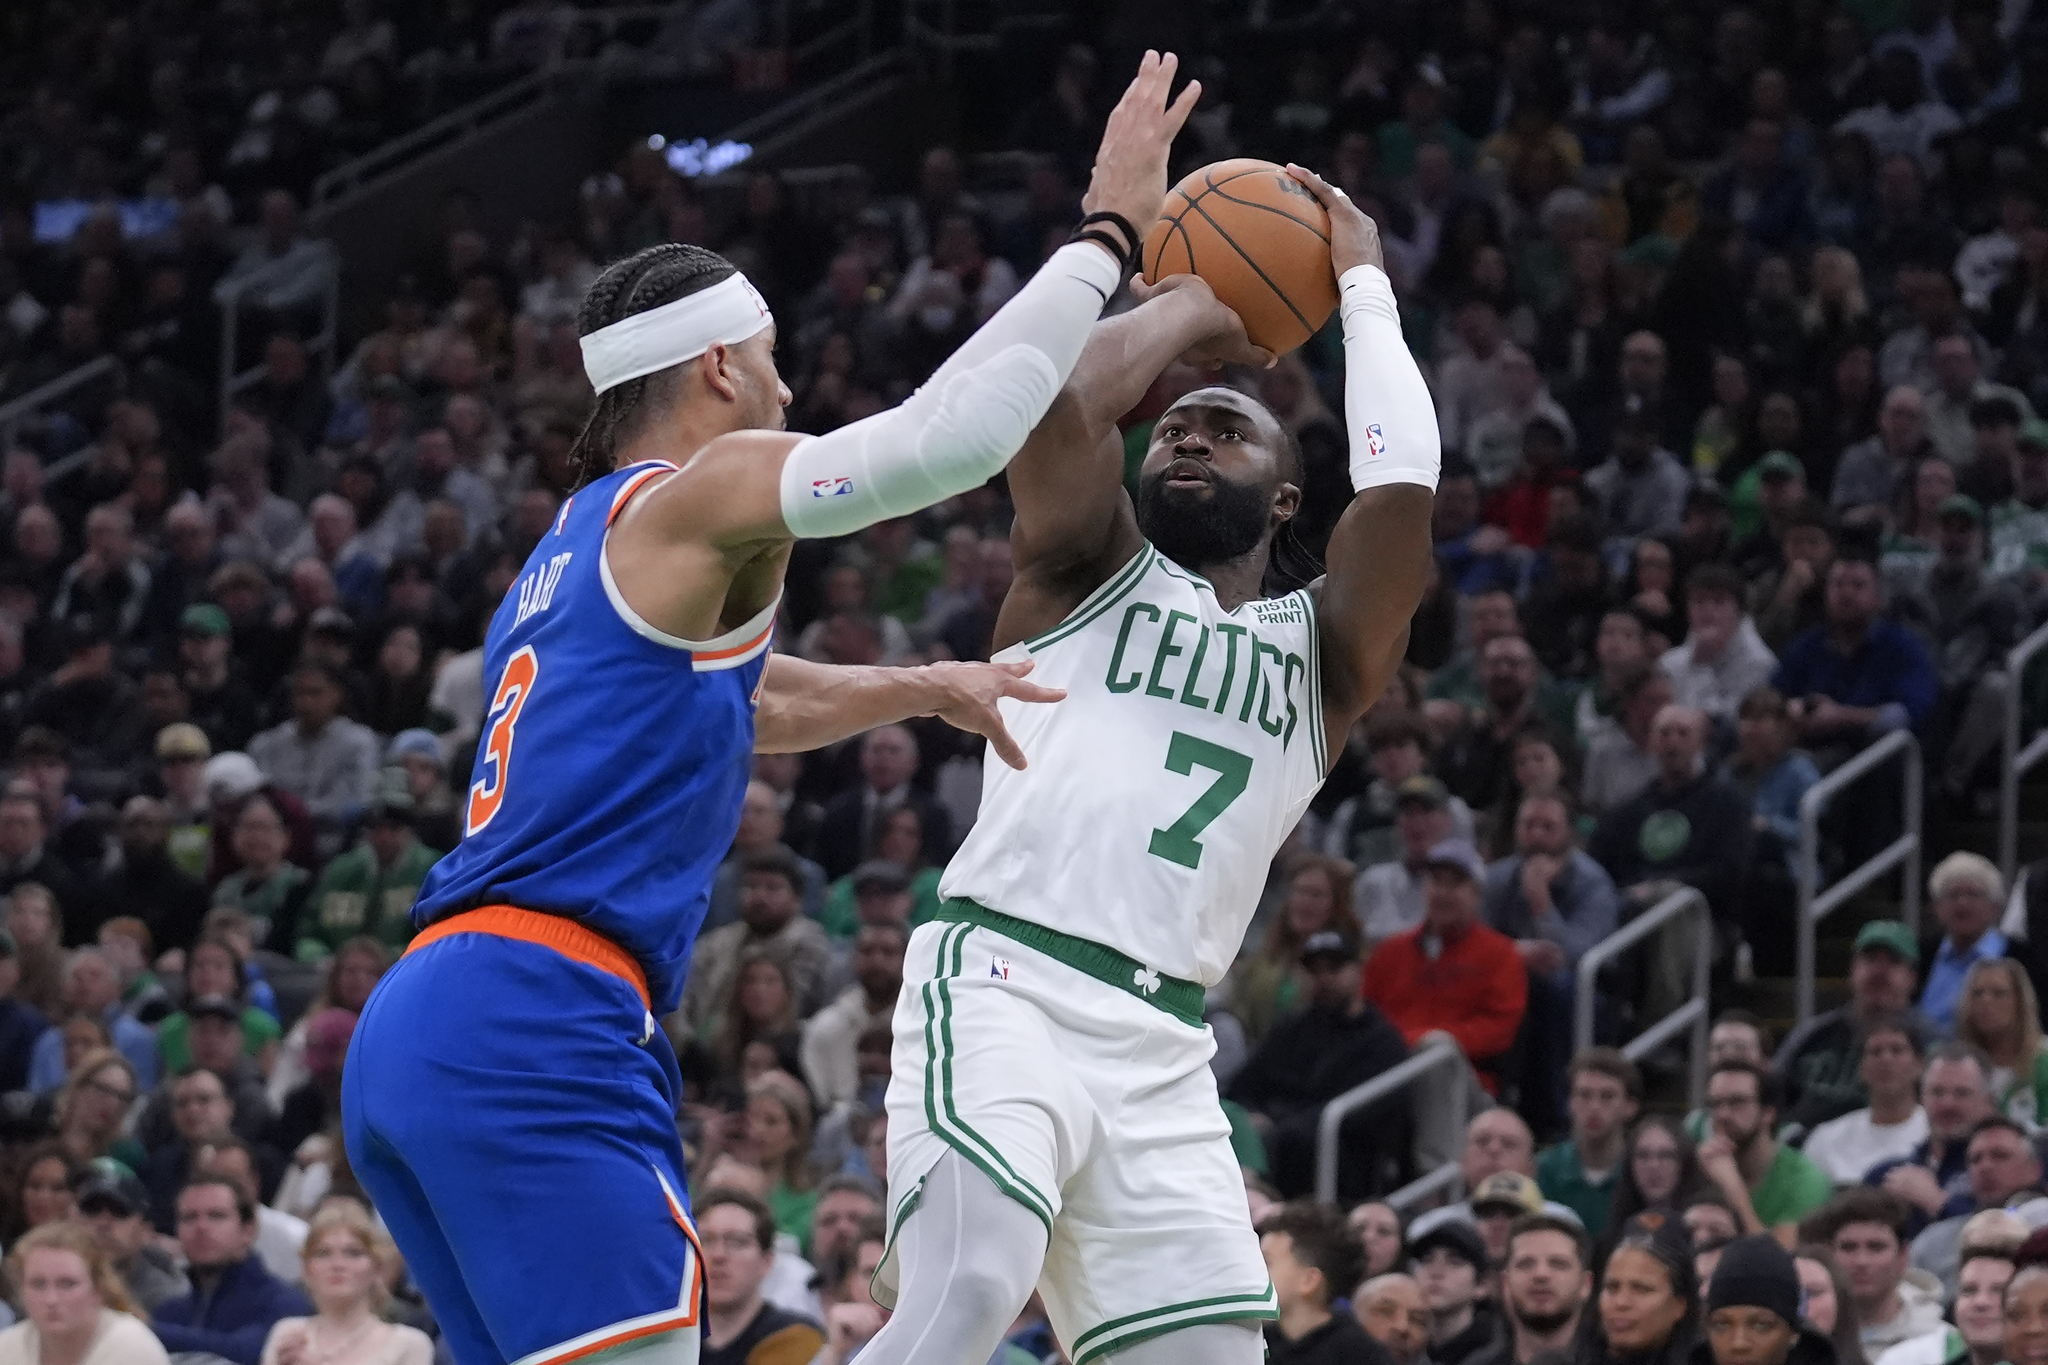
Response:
[1148,731,1252,870]
[466,646,538,837]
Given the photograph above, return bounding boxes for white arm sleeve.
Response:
[779,241,1123,538]
[1340,264,1442,493]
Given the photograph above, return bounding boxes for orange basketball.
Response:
[1141,158,1339,357]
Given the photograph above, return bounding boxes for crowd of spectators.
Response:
[13,0,2048,1363]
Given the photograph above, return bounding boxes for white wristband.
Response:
[1046,239,1127,308]
[1340,263,1441,494]
[776,238,1122,539]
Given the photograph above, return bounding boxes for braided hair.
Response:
[565,243,738,489]
[1263,421,1329,594]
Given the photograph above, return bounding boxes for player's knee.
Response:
[940,1255,1038,1334]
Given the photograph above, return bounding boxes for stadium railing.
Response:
[310,1,880,217]
[1314,1035,1466,1209]
[2001,619,2048,882]
[1796,729,1922,1023]
[714,48,908,164]
[216,247,343,432]
[310,3,729,212]
[0,356,120,455]
[1572,885,1711,1109]
[310,68,562,213]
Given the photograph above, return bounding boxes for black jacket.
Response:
[88,848,208,951]
[1534,1318,1698,1365]
[1685,1324,1836,1365]
[0,998,46,1093]
[1587,769,1752,918]
[151,1253,313,1365]
[1267,1314,1395,1365]
[1227,1001,1411,1120]
[1435,1304,1507,1365]
[810,788,953,881]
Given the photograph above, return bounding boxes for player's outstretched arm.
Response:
[650,53,1199,546]
[1287,166,1439,775]
[612,54,1201,645]
[999,275,1267,647]
[753,654,1065,770]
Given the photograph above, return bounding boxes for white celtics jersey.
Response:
[939,542,1328,987]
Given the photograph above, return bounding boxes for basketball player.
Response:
[340,53,1253,1365]
[862,167,1438,1365]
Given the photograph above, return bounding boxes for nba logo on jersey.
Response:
[990,957,1010,980]
[1365,424,1386,460]
[812,477,854,498]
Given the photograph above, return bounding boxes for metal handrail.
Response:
[0,356,119,452]
[215,245,342,432]
[1797,730,1923,1023]
[720,47,905,143]
[1315,1036,1467,1207]
[311,4,702,212]
[2001,619,2048,882]
[1574,886,1713,1108]
[311,68,554,210]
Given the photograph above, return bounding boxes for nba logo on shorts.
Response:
[812,477,854,498]
[1365,424,1385,460]
[990,957,1010,980]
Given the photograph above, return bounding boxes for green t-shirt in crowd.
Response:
[767,1180,819,1255]
[874,554,945,626]
[1222,1099,1270,1177]
[296,838,442,961]
[817,867,945,941]
[157,1006,283,1072]
[1536,1139,1621,1234]
[1995,1049,2048,1129]
[1751,1143,1834,1229]
[211,865,310,947]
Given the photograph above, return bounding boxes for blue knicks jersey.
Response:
[412,459,774,1015]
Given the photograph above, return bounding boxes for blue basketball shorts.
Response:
[341,914,703,1365]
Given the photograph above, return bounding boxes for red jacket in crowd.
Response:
[1361,921,1529,1093]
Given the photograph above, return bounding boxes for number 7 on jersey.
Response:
[466,646,538,837]
[1148,731,1252,870]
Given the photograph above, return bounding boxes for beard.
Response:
[1136,467,1271,569]
[1512,1304,1579,1336]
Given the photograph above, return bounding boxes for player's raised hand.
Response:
[1081,51,1200,240]
[1127,272,1275,370]
[1284,163,1384,279]
[918,659,1065,770]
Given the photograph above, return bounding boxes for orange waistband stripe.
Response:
[407,904,651,1009]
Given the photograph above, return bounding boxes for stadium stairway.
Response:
[1721,775,2048,1054]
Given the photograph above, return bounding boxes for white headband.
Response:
[579,272,774,395]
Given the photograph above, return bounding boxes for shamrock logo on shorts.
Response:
[1133,967,1161,995]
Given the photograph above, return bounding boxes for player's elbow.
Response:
[920,344,1060,481]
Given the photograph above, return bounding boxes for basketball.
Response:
[1141,158,1340,357]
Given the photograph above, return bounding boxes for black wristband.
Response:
[1068,211,1143,275]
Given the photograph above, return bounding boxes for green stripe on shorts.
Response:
[1071,1285,1280,1365]
[918,924,1056,1232]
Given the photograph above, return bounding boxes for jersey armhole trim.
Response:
[1023,543,1156,653]
[1300,588,1328,779]
[598,533,780,668]
[604,460,682,526]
